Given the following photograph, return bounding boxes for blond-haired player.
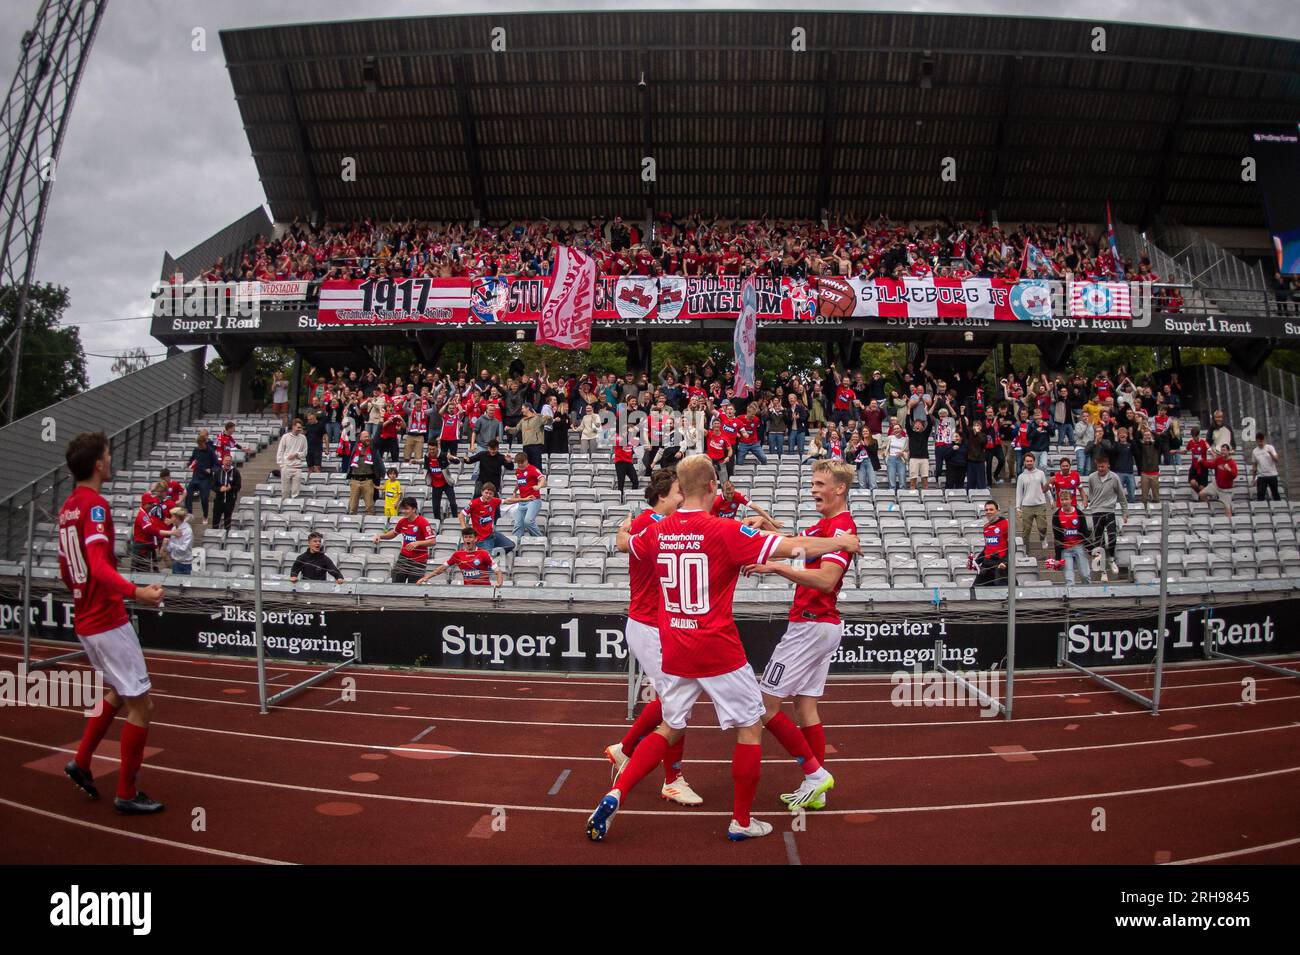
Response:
[744,459,858,810]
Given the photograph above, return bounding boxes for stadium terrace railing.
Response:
[0,390,210,561]
[1197,364,1300,498]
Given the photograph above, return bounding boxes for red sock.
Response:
[731,743,761,827]
[117,722,149,800]
[612,732,670,800]
[800,722,826,765]
[75,702,120,772]
[764,711,822,775]
[620,698,663,756]
[663,735,685,785]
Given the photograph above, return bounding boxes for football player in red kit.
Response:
[57,432,166,814]
[604,467,702,805]
[587,455,860,843]
[744,460,858,810]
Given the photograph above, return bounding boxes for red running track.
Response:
[2,636,1299,865]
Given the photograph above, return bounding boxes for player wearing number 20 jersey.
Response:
[587,455,858,844]
[602,469,701,806]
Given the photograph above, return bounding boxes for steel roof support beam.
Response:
[814,52,838,217]
[279,63,325,225]
[452,55,487,221]
[1139,65,1198,231]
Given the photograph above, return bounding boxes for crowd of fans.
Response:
[190,213,1167,286]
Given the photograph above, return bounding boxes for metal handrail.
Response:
[0,389,209,555]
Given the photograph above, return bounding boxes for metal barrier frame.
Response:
[1200,611,1300,681]
[1055,501,1170,714]
[933,504,1016,719]
[249,498,361,713]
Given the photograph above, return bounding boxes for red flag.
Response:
[536,245,597,349]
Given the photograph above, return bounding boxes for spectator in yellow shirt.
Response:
[382,467,402,522]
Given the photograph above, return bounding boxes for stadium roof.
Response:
[220,10,1300,228]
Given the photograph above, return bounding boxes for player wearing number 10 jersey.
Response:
[587,455,860,843]
[746,459,858,811]
[57,432,166,815]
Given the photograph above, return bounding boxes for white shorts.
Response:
[759,620,843,698]
[908,458,929,480]
[1203,484,1232,506]
[78,622,151,698]
[659,665,764,731]
[624,618,665,692]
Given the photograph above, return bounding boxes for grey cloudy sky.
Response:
[2,0,1297,386]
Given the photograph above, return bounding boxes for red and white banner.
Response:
[536,246,597,349]
[813,276,1016,321]
[1068,281,1132,319]
[237,279,311,301]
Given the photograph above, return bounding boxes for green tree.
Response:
[0,283,88,421]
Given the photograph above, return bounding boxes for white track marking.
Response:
[0,795,294,864]
[77,687,1300,730]
[14,702,1300,764]
[7,638,1294,690]
[1165,835,1300,865]
[5,651,1285,707]
[3,734,1298,819]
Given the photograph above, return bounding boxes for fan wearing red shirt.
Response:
[57,432,166,815]
[439,396,463,455]
[746,460,859,811]
[378,408,404,464]
[373,497,437,582]
[460,482,515,556]
[1050,457,1084,509]
[130,493,174,573]
[613,432,639,494]
[704,420,732,479]
[975,500,1010,587]
[588,456,860,843]
[1199,446,1238,518]
[501,451,547,537]
[418,527,503,587]
[603,468,702,806]
[215,421,242,462]
[710,478,781,531]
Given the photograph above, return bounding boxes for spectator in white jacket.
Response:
[278,418,308,499]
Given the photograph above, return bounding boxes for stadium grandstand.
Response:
[3,6,1300,876]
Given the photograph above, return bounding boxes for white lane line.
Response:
[411,725,436,742]
[548,770,571,796]
[97,688,1300,730]
[0,795,295,865]
[4,734,1298,820]
[784,831,802,865]
[8,653,1287,707]
[17,702,1300,765]
[1165,835,1300,865]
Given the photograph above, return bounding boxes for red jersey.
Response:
[705,433,729,461]
[1186,437,1210,463]
[379,412,404,440]
[58,486,135,637]
[463,497,501,540]
[710,491,749,520]
[613,442,634,464]
[216,432,240,458]
[735,417,758,445]
[393,515,435,562]
[407,404,429,435]
[627,508,667,626]
[514,463,542,499]
[132,499,168,548]
[1055,509,1086,549]
[982,517,1010,559]
[439,407,461,441]
[1051,470,1081,508]
[426,453,449,487]
[833,384,855,411]
[1209,455,1237,489]
[717,414,740,446]
[788,510,857,624]
[446,548,495,585]
[628,509,780,678]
